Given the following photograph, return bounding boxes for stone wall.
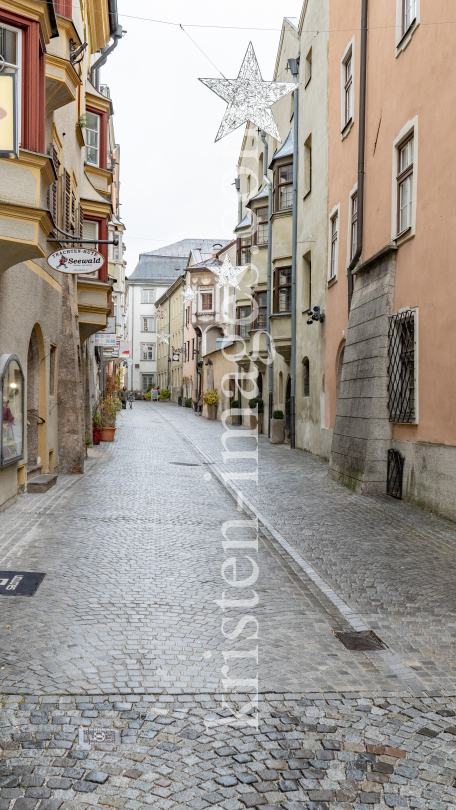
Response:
[329,245,397,494]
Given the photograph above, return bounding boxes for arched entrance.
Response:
[27,325,46,469]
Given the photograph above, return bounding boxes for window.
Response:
[1,354,24,467]
[305,48,312,86]
[200,292,213,312]
[253,291,267,329]
[402,0,416,35]
[329,214,338,280]
[350,192,358,260]
[141,343,155,361]
[86,112,100,166]
[142,317,155,332]
[343,51,353,128]
[192,338,195,359]
[273,267,291,313]
[185,306,190,326]
[397,135,413,235]
[255,207,268,245]
[240,236,251,265]
[302,358,310,397]
[304,135,312,196]
[83,219,98,248]
[141,288,155,303]
[0,24,21,128]
[142,373,156,391]
[303,255,312,310]
[388,310,416,423]
[275,163,293,210]
[237,305,252,339]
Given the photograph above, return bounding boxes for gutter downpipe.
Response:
[168,295,171,389]
[182,278,185,398]
[91,25,123,90]
[347,0,368,313]
[261,130,273,437]
[234,172,243,426]
[288,57,300,449]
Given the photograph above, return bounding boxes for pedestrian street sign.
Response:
[0,571,45,596]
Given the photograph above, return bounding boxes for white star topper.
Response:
[215,255,245,290]
[199,42,295,142]
[158,333,170,345]
[181,286,197,303]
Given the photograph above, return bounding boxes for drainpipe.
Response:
[91,25,124,90]
[182,279,185,397]
[288,56,300,449]
[167,295,171,389]
[261,130,273,437]
[235,171,242,223]
[347,0,368,313]
[130,283,135,391]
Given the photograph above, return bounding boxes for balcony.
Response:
[77,279,112,342]
[0,151,55,273]
[270,313,291,363]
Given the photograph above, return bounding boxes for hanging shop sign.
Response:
[93,333,117,347]
[100,316,116,334]
[172,353,180,362]
[0,72,18,157]
[47,248,104,275]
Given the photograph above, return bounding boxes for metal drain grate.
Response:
[169,462,200,466]
[334,630,386,651]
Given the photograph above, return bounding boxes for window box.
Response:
[1,354,24,467]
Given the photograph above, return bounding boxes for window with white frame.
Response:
[343,50,353,128]
[141,288,155,303]
[0,25,21,128]
[397,134,414,235]
[305,47,312,87]
[329,213,339,280]
[141,343,155,361]
[350,192,358,260]
[200,291,213,311]
[85,112,100,166]
[402,0,416,36]
[142,317,155,332]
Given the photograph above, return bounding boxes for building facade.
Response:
[0,0,123,511]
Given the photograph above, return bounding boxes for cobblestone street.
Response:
[2,402,456,809]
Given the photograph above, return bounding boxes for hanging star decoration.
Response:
[155,305,164,320]
[215,254,245,290]
[181,286,197,303]
[158,333,170,345]
[199,42,295,142]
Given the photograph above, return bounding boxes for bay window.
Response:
[273,267,291,313]
[200,291,213,311]
[253,291,267,329]
[237,305,252,339]
[255,207,268,245]
[240,236,251,265]
[275,163,293,210]
[86,112,100,166]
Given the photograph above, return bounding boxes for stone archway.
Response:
[27,325,46,469]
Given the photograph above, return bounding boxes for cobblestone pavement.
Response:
[2,402,456,808]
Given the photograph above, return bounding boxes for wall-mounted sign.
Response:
[0,73,18,157]
[47,248,104,275]
[100,316,116,334]
[172,353,180,361]
[94,333,117,346]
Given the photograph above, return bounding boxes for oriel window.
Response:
[273,267,291,313]
[86,112,100,166]
[275,163,293,210]
[200,292,213,311]
[256,207,268,245]
[253,291,267,329]
[240,236,251,265]
[237,305,252,338]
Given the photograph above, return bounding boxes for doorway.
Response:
[27,325,46,468]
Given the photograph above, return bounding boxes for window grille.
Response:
[387,310,415,422]
[387,449,404,499]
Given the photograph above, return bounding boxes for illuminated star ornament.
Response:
[181,286,197,303]
[199,42,294,142]
[155,305,164,320]
[215,255,245,290]
[158,333,170,345]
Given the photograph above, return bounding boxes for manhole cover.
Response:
[334,630,386,651]
[79,728,120,745]
[169,462,200,466]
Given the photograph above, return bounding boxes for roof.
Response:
[284,16,299,30]
[269,128,294,168]
[247,186,270,209]
[234,211,252,233]
[128,238,229,284]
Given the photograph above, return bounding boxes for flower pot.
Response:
[249,413,263,433]
[100,426,116,442]
[92,427,101,445]
[206,403,218,420]
[270,417,285,444]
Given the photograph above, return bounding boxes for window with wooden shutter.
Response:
[48,145,60,226]
[62,169,71,233]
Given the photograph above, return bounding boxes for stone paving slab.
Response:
[1,693,456,810]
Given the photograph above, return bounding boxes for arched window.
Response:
[1,354,24,467]
[302,357,310,397]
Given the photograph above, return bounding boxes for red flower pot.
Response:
[93,427,102,445]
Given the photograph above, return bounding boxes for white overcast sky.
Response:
[102,1,301,274]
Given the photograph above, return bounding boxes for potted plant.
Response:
[158,389,170,401]
[203,389,219,420]
[249,396,264,433]
[92,412,102,445]
[99,395,121,441]
[185,398,192,408]
[271,409,285,444]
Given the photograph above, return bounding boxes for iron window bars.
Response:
[388,309,415,423]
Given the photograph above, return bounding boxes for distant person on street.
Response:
[120,388,128,409]
[127,392,135,409]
